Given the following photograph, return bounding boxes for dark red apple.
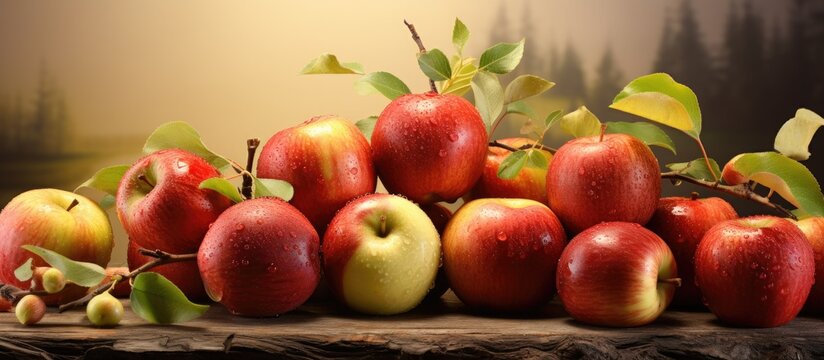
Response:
[117,149,233,253]
[421,203,452,302]
[556,222,678,327]
[371,92,487,204]
[466,137,551,204]
[257,115,376,234]
[198,198,320,317]
[795,217,824,313]
[646,194,738,308]
[695,216,814,327]
[443,198,567,312]
[127,241,206,301]
[547,133,660,234]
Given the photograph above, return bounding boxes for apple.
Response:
[695,216,814,327]
[97,267,132,298]
[198,198,320,317]
[795,217,824,313]
[0,189,114,302]
[257,115,376,233]
[443,198,567,312]
[466,137,552,204]
[15,295,46,325]
[646,194,738,308]
[116,148,233,254]
[556,222,678,327]
[86,292,124,327]
[371,92,487,204]
[546,133,661,234]
[420,203,452,302]
[0,298,11,312]
[322,193,440,315]
[127,241,206,301]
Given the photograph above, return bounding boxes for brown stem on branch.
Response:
[661,172,797,220]
[57,248,197,312]
[403,19,437,93]
[0,284,49,304]
[66,198,80,212]
[488,140,557,154]
[241,138,260,200]
[599,123,607,142]
[695,138,720,183]
[658,277,683,287]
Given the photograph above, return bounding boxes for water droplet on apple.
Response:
[277,230,284,237]
[750,262,759,269]
[243,244,250,250]
[779,288,786,295]
[760,295,768,302]
[438,149,447,157]
[578,167,585,175]
[256,219,263,225]
[590,181,596,186]
[766,282,774,289]
[349,167,358,175]
[448,133,458,142]
[235,224,245,231]
[721,270,729,277]
[496,231,507,241]
[771,264,781,271]
[759,272,768,280]
[241,259,249,266]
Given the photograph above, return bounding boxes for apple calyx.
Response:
[66,199,80,212]
[658,277,683,287]
[137,174,155,188]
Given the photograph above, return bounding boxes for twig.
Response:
[488,140,557,154]
[0,284,49,304]
[58,249,197,312]
[241,138,260,199]
[403,20,438,93]
[661,172,797,220]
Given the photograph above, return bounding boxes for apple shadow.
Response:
[561,313,687,330]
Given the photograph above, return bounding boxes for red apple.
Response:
[421,203,452,302]
[556,222,678,327]
[547,133,660,234]
[695,216,814,327]
[371,92,487,204]
[646,194,738,308]
[116,148,233,254]
[257,115,376,234]
[198,198,320,317]
[98,267,132,299]
[466,137,551,204]
[795,217,824,313]
[127,241,206,301]
[443,198,567,312]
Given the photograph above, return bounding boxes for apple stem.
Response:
[241,138,261,200]
[137,174,154,188]
[66,198,80,212]
[403,20,438,94]
[690,192,699,201]
[599,123,607,142]
[488,140,557,154]
[658,277,682,287]
[378,215,387,237]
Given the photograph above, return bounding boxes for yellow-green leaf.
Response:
[143,121,231,172]
[727,152,824,216]
[774,108,824,161]
[471,70,504,130]
[253,176,294,201]
[666,158,721,182]
[300,53,364,75]
[354,72,411,100]
[22,245,106,287]
[452,18,470,54]
[479,39,525,74]
[606,121,677,154]
[417,49,451,81]
[560,106,602,138]
[75,165,129,196]
[14,258,33,282]
[504,75,555,103]
[355,116,378,140]
[497,150,528,180]
[198,177,243,203]
[506,101,537,119]
[130,272,209,324]
[610,73,702,139]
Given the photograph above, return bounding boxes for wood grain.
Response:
[0,292,822,359]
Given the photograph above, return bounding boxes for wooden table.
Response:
[0,292,822,359]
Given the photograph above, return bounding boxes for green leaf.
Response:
[610,73,702,138]
[504,75,555,103]
[14,258,33,282]
[143,121,230,171]
[417,49,452,81]
[774,108,824,161]
[470,70,504,130]
[479,39,525,74]
[725,152,824,216]
[300,53,364,75]
[354,72,411,100]
[545,110,563,128]
[666,158,722,182]
[22,245,106,287]
[606,121,677,154]
[497,150,528,180]
[506,101,537,119]
[130,272,209,324]
[75,165,129,196]
[440,58,477,96]
[355,116,378,140]
[452,18,470,54]
[526,149,549,170]
[560,106,602,138]
[253,177,294,201]
[99,194,116,210]
[198,177,243,203]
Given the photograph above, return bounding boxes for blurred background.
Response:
[1,0,823,265]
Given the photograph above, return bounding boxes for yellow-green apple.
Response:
[420,203,451,302]
[443,198,567,312]
[547,134,660,234]
[86,291,124,327]
[198,198,320,317]
[556,222,678,327]
[257,115,376,234]
[695,216,814,327]
[0,189,113,304]
[116,149,233,253]
[795,217,824,313]
[28,266,88,305]
[371,92,487,204]
[127,241,205,300]
[322,194,440,315]
[466,138,552,204]
[646,194,738,308]
[15,295,46,325]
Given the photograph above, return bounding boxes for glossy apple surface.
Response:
[695,216,814,327]
[323,194,440,315]
[371,92,487,204]
[198,198,320,317]
[443,198,567,312]
[257,115,376,233]
[796,217,824,313]
[117,149,232,253]
[466,137,551,204]
[646,195,738,308]
[128,241,206,301]
[547,133,660,234]
[556,222,678,327]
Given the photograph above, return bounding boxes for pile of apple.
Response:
[1,19,823,331]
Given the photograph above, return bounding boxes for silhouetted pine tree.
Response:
[589,46,623,117]
[554,41,587,107]
[721,0,766,130]
[489,3,510,46]
[652,13,676,73]
[516,1,543,76]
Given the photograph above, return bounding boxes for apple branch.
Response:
[488,140,557,154]
[661,172,797,220]
[0,284,49,304]
[403,20,438,93]
[241,138,261,200]
[57,249,197,313]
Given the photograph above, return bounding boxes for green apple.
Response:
[322,194,440,315]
